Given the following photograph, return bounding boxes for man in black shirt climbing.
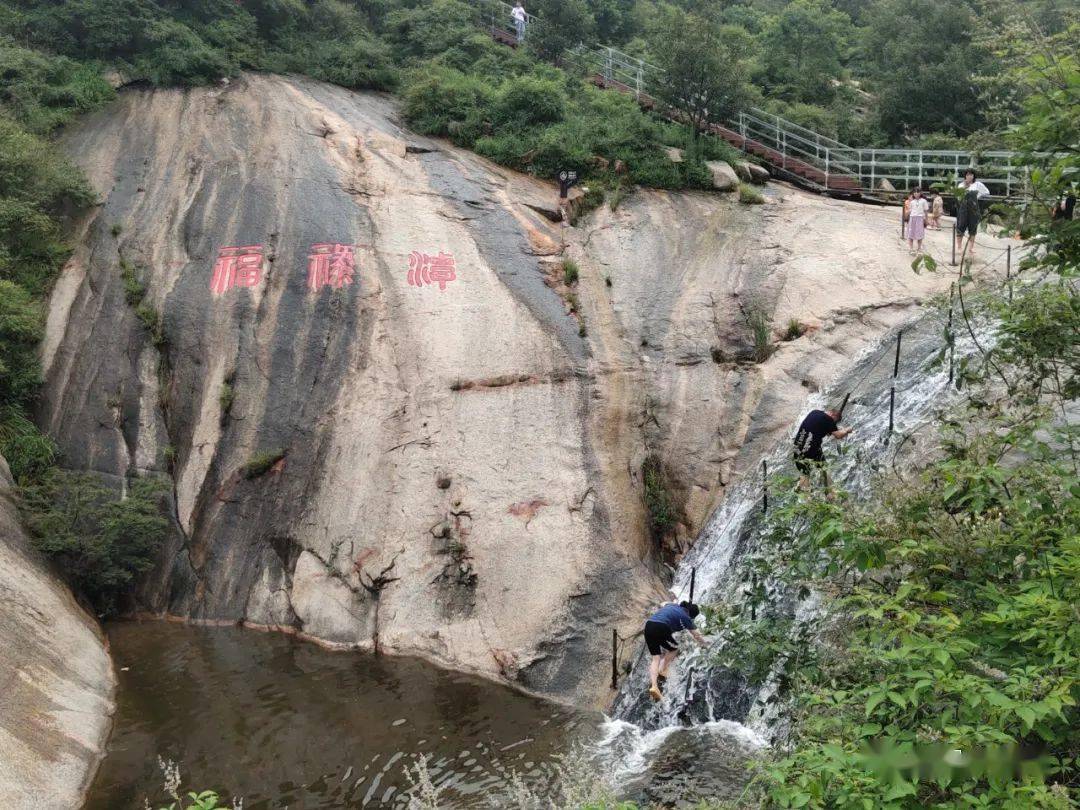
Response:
[793,408,852,489]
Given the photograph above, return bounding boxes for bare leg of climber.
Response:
[658,648,679,679]
[648,654,663,700]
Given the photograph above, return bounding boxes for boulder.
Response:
[706,160,740,192]
[665,146,684,163]
[747,163,771,184]
[733,161,753,182]
[878,177,896,192]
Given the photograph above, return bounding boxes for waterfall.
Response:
[593,303,991,804]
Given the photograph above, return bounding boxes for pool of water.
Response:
[85,622,602,809]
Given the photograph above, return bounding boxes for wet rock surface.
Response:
[0,456,115,808]
[43,73,968,704]
[570,185,970,539]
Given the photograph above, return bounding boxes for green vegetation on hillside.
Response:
[21,471,169,615]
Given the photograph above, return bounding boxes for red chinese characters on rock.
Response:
[407,250,457,291]
[307,243,356,291]
[210,245,265,296]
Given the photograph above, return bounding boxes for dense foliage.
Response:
[20,472,169,615]
[0,45,99,481]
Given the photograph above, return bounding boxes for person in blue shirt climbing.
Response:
[644,601,706,702]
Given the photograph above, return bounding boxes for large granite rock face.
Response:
[0,456,115,808]
[43,74,956,704]
[46,74,657,704]
[568,185,959,537]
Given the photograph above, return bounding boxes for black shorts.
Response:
[794,450,824,475]
[644,621,678,656]
[955,215,979,237]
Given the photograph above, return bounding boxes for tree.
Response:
[649,6,754,138]
[586,0,640,43]
[528,0,595,65]
[859,0,994,137]
[760,0,853,104]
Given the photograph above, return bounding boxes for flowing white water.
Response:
[594,304,992,802]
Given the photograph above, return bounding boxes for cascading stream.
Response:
[595,302,994,804]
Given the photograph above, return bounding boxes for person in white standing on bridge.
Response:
[512,1,527,44]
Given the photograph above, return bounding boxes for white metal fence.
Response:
[489,28,1028,198]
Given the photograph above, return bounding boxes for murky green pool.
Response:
[85,622,601,808]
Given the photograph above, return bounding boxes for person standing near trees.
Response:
[511,1,527,44]
[955,169,990,260]
[906,187,929,254]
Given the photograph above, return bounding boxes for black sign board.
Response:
[558,170,579,199]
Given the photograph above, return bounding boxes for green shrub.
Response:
[562,259,579,285]
[0,43,115,135]
[0,279,44,405]
[569,185,604,225]
[218,380,234,418]
[519,120,592,178]
[626,150,683,188]
[741,301,773,361]
[642,453,680,545]
[402,67,495,145]
[490,75,566,130]
[738,182,764,204]
[135,303,166,348]
[382,0,486,63]
[240,448,286,480]
[608,181,630,210]
[20,471,169,615]
[0,405,56,484]
[120,259,146,305]
[130,18,232,86]
[302,35,398,91]
[781,318,804,341]
[472,130,535,171]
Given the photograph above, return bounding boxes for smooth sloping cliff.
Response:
[0,455,115,808]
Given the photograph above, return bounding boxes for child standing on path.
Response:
[907,188,929,254]
[929,192,944,229]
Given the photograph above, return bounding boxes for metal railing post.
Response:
[824,149,830,190]
[604,46,613,83]
[611,629,618,688]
